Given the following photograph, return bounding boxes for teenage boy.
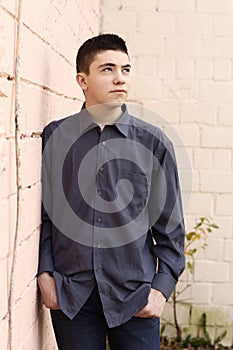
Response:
[37,33,185,350]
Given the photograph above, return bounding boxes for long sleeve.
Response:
[149,140,186,300]
[37,126,55,275]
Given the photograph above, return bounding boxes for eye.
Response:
[123,68,131,73]
[103,67,112,72]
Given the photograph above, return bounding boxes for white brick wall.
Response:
[102,0,233,345]
[0,0,99,348]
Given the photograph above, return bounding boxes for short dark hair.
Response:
[76,33,129,75]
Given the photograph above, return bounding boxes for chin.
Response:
[102,101,125,108]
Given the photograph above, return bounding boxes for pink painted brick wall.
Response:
[0,1,99,349]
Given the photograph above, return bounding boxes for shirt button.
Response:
[97,217,102,223]
[102,141,107,146]
[99,166,104,172]
[98,190,102,196]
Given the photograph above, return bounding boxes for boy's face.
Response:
[77,50,131,108]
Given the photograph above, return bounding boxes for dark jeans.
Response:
[50,287,160,350]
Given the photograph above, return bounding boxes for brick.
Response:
[214,15,233,36]
[194,148,212,170]
[216,194,233,215]
[0,78,15,138]
[0,258,8,320]
[13,230,39,301]
[200,81,233,102]
[21,26,77,98]
[18,184,41,242]
[0,199,9,259]
[102,0,156,11]
[13,281,38,348]
[162,302,191,332]
[137,56,156,77]
[0,7,15,76]
[211,216,232,239]
[204,238,224,260]
[218,105,233,126]
[23,0,80,61]
[176,280,192,300]
[176,14,212,35]
[176,167,194,200]
[128,33,163,56]
[168,125,200,147]
[200,171,233,193]
[195,59,213,80]
[165,36,202,57]
[101,11,137,32]
[180,102,217,125]
[230,263,233,282]
[203,38,233,58]
[187,193,213,216]
[188,169,199,193]
[140,12,175,34]
[0,318,8,350]
[128,76,160,100]
[224,240,233,261]
[127,102,165,127]
[0,0,17,16]
[0,138,16,200]
[201,126,233,148]
[19,137,42,189]
[158,0,195,12]
[19,82,83,136]
[23,0,99,63]
[197,0,233,14]
[157,57,175,79]
[0,195,17,262]
[163,80,199,100]
[213,149,231,171]
[143,100,179,123]
[192,305,229,328]
[213,284,233,305]
[188,193,213,216]
[192,283,212,304]
[194,261,229,282]
[176,59,194,79]
[214,59,231,81]
[217,326,233,347]
[19,314,57,350]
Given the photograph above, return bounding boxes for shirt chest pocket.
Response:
[117,169,149,218]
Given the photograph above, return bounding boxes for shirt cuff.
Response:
[151,272,177,301]
[37,259,54,277]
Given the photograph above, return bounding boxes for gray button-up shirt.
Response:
[38,104,185,327]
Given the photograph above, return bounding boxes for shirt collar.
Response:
[79,103,130,138]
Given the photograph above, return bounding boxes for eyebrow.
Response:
[97,63,131,69]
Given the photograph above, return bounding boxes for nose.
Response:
[113,69,126,85]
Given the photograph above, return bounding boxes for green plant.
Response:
[170,217,219,341]
[179,312,227,349]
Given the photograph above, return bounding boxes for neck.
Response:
[85,103,123,129]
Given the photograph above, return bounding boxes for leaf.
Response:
[187,261,193,273]
[211,223,219,229]
[214,330,227,345]
[185,248,197,257]
[186,232,196,241]
[200,313,211,343]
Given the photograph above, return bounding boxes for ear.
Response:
[76,73,88,91]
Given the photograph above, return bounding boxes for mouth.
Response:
[110,90,127,94]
